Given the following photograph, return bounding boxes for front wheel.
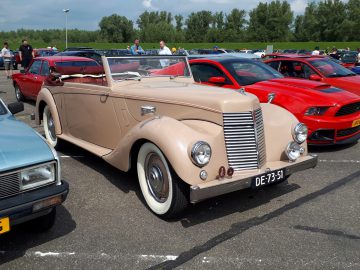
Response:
[137,142,188,218]
[43,105,62,149]
[14,84,25,102]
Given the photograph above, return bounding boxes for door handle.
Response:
[141,105,156,116]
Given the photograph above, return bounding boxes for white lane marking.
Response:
[60,155,85,158]
[319,159,360,163]
[139,254,178,261]
[32,251,75,257]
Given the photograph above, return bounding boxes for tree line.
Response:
[1,0,360,46]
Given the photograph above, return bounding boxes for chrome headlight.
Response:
[20,163,56,191]
[286,142,305,161]
[293,123,308,144]
[191,141,211,167]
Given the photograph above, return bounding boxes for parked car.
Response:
[189,56,360,145]
[0,99,68,234]
[338,51,358,68]
[12,56,103,101]
[54,50,102,64]
[265,55,360,96]
[34,48,58,58]
[351,66,360,75]
[252,49,266,58]
[63,47,93,51]
[35,55,317,218]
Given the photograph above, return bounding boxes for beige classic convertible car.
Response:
[35,56,317,218]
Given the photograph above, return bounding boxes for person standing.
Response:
[158,40,172,55]
[312,46,320,56]
[130,39,144,55]
[357,48,360,64]
[1,42,13,79]
[19,39,34,69]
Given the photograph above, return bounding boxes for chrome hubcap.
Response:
[145,152,169,203]
[47,112,56,142]
[15,87,20,99]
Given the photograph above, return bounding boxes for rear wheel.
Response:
[14,84,25,102]
[137,142,188,218]
[43,105,62,149]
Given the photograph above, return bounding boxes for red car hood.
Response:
[324,76,360,96]
[247,78,360,106]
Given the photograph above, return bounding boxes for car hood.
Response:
[117,78,260,124]
[249,78,360,106]
[0,114,55,172]
[324,76,360,95]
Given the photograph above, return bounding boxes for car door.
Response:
[29,60,50,98]
[19,60,43,97]
[190,63,235,88]
[61,78,121,151]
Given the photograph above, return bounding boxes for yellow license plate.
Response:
[0,217,10,234]
[352,119,360,127]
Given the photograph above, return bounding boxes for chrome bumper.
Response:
[190,155,318,203]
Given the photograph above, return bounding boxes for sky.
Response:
[0,0,345,31]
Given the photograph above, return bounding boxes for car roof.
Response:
[189,55,257,63]
[35,56,98,63]
[266,53,326,60]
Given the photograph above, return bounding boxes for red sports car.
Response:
[264,55,360,96]
[12,56,103,101]
[189,56,360,145]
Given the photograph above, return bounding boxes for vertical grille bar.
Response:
[223,108,266,171]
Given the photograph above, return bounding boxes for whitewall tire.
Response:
[137,142,188,218]
[43,105,61,149]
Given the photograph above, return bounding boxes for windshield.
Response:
[224,60,283,86]
[107,56,191,81]
[0,101,7,115]
[309,59,356,78]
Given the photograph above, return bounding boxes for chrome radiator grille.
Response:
[0,172,20,199]
[223,108,266,171]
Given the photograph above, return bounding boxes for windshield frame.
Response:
[105,55,192,82]
[308,58,357,78]
[223,59,284,86]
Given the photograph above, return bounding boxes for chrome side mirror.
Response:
[268,93,276,103]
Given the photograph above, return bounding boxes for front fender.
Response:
[35,87,62,135]
[103,116,227,186]
[261,103,307,161]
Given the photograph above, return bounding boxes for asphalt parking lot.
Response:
[0,71,359,270]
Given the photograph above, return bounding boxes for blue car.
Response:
[0,99,69,234]
[351,66,360,75]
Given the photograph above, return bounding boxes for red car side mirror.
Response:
[208,76,226,84]
[309,74,322,81]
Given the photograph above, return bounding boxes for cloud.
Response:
[142,0,153,8]
[290,0,307,14]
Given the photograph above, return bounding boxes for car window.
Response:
[309,59,356,78]
[224,60,283,86]
[267,61,280,71]
[40,61,50,76]
[28,60,42,74]
[191,63,230,83]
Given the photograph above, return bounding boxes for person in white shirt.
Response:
[158,40,172,67]
[312,46,320,56]
[1,42,13,79]
[357,48,360,64]
[159,40,172,55]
